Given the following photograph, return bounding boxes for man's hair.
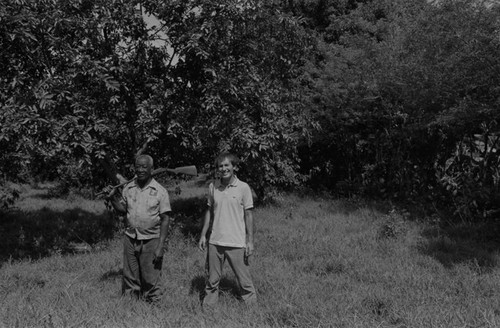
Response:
[135,154,154,167]
[214,152,240,167]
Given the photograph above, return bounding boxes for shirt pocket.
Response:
[147,197,159,210]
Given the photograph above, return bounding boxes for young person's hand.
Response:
[244,242,254,265]
[245,242,254,257]
[198,236,207,251]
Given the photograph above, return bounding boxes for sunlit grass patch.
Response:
[2,184,500,327]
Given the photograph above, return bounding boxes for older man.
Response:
[106,155,171,302]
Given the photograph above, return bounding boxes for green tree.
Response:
[0,0,153,183]
[1,0,316,200]
[301,0,500,218]
[140,0,316,199]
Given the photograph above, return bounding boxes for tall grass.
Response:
[1,182,500,327]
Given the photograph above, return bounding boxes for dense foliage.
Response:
[0,0,313,199]
[1,0,500,218]
[297,0,500,219]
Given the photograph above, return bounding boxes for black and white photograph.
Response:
[1,0,500,327]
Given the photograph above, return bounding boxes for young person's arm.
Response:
[244,209,254,257]
[198,208,211,251]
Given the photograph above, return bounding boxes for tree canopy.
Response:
[2,0,500,217]
[1,0,314,198]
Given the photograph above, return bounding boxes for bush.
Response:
[0,183,20,210]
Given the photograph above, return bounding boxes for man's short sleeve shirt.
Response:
[207,177,253,248]
[122,178,171,240]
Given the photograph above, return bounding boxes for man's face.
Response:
[135,157,152,183]
[217,158,236,181]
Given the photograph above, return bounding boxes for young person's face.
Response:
[218,158,235,181]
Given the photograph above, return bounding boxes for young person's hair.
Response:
[214,152,240,167]
[135,154,154,167]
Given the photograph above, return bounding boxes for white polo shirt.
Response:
[207,177,253,248]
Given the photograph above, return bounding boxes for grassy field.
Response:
[1,179,500,328]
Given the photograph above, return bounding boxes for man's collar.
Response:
[215,176,239,188]
[127,178,158,190]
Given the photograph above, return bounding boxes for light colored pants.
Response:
[122,236,163,302]
[203,244,257,305]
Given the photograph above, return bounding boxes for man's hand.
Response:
[153,245,164,263]
[103,185,118,200]
[198,236,207,251]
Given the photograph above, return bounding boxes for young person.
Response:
[198,152,257,306]
[106,155,171,302]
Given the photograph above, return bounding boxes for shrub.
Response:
[0,184,20,210]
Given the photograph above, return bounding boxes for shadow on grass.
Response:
[190,275,206,302]
[101,268,123,281]
[189,274,241,301]
[0,194,207,265]
[418,221,500,273]
[0,207,117,264]
[170,196,207,239]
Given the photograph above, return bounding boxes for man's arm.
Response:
[154,212,170,261]
[105,187,126,215]
[198,208,211,251]
[244,209,254,257]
